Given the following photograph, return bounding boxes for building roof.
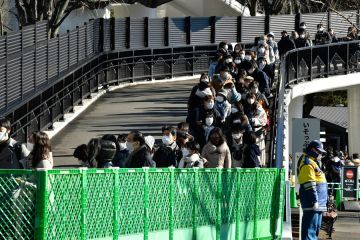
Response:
[310,106,348,129]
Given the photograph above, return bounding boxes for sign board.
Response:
[292,118,320,177]
[341,166,359,199]
[292,118,320,157]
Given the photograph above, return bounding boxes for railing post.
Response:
[34,169,49,240]
[235,168,241,240]
[253,169,260,239]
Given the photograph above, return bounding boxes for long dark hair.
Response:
[209,127,226,146]
[31,131,52,168]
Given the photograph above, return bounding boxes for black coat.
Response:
[153,144,180,167]
[113,149,130,168]
[127,145,153,168]
[242,144,260,168]
[250,69,270,96]
[278,36,296,56]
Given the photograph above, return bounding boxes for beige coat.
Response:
[201,142,231,168]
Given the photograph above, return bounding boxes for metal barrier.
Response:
[274,40,360,168]
[0,168,285,240]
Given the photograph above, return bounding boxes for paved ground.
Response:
[51,79,196,167]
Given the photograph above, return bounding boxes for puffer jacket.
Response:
[297,151,328,212]
[201,142,231,168]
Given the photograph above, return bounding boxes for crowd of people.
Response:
[0,22,359,171]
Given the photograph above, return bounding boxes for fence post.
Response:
[216,168,222,240]
[210,16,216,44]
[165,17,169,46]
[34,169,49,240]
[186,16,191,45]
[237,16,242,43]
[253,169,260,239]
[143,168,150,240]
[192,168,199,240]
[169,167,175,240]
[113,168,120,240]
[235,168,241,240]
[80,168,88,240]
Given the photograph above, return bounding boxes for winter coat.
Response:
[153,142,181,167]
[249,69,270,96]
[294,38,311,48]
[246,105,267,136]
[127,145,154,168]
[242,144,260,168]
[211,74,233,93]
[297,151,328,212]
[314,31,332,45]
[178,154,206,168]
[113,149,130,168]
[278,36,296,56]
[227,137,244,168]
[0,138,29,169]
[214,100,231,122]
[201,142,231,168]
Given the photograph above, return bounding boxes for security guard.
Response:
[297,140,328,240]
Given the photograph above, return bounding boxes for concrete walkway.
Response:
[51,79,196,167]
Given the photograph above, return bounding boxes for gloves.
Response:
[312,202,319,211]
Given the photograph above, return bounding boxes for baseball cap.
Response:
[308,140,326,153]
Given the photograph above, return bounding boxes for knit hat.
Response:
[145,135,155,150]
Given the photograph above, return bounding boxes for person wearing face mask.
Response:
[201,127,231,168]
[297,140,328,240]
[188,73,215,112]
[232,43,243,66]
[294,31,311,48]
[126,131,154,168]
[245,60,271,97]
[256,57,274,85]
[211,65,233,92]
[314,23,331,45]
[226,124,245,168]
[187,94,214,137]
[214,89,231,125]
[267,32,279,61]
[113,134,130,168]
[244,93,268,166]
[153,126,181,167]
[241,131,261,168]
[200,112,216,148]
[178,141,207,168]
[249,81,269,109]
[0,118,29,169]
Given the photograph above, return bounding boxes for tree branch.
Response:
[309,0,359,31]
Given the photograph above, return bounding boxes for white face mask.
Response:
[233,119,241,124]
[205,101,214,110]
[319,27,324,32]
[235,49,240,53]
[247,99,255,105]
[234,59,241,64]
[232,133,243,140]
[205,117,214,126]
[201,77,209,83]
[300,34,305,39]
[244,55,252,61]
[216,95,225,102]
[231,106,239,114]
[182,148,190,157]
[258,40,264,45]
[258,48,265,54]
[27,142,34,152]
[239,54,245,60]
[225,58,232,63]
[119,142,127,151]
[300,25,306,30]
[0,131,8,142]
[162,135,173,146]
[126,141,134,152]
[268,37,274,42]
[224,45,228,50]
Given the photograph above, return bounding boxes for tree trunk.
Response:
[248,0,258,16]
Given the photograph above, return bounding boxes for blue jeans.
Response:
[301,211,323,240]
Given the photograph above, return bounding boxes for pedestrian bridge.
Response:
[0,12,360,240]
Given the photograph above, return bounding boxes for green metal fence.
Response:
[0,168,285,240]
